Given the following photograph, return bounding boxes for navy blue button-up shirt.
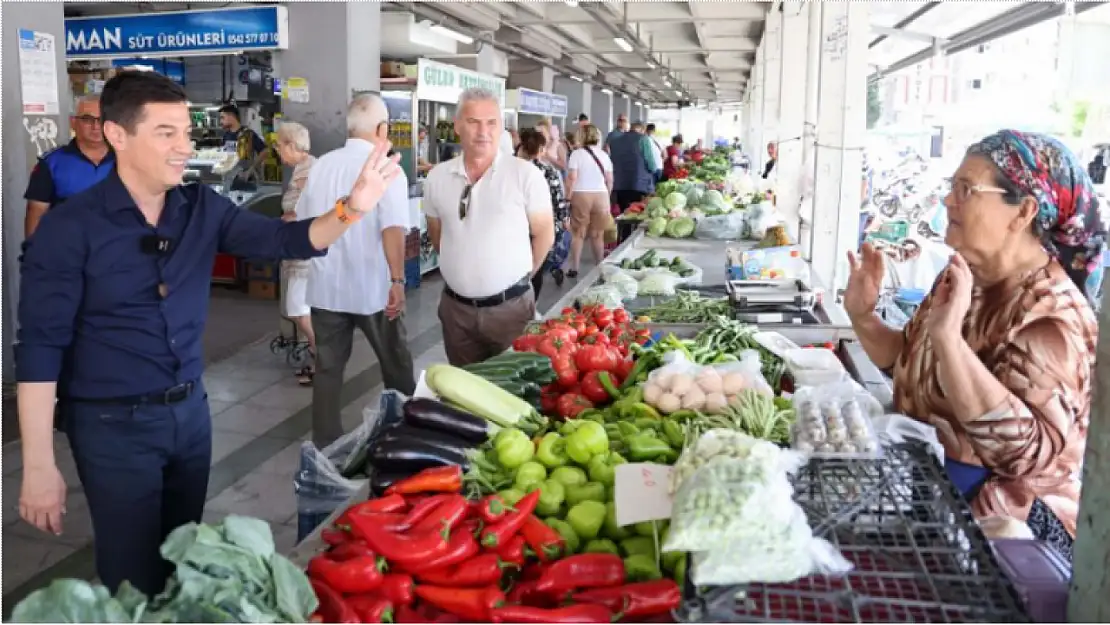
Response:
[24,140,117,208]
[17,171,324,399]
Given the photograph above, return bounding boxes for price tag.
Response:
[614,463,674,528]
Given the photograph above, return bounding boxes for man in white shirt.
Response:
[424,87,555,366]
[297,94,416,447]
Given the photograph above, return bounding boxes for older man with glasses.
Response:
[24,95,115,237]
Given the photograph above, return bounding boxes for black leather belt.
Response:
[445,276,531,308]
[65,380,199,406]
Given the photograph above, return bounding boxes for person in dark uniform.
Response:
[218,103,267,184]
[24,95,116,237]
[15,70,404,597]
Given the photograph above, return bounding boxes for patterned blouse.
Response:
[893,259,1097,537]
[281,155,316,273]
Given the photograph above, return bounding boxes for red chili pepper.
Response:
[410,494,470,535]
[395,604,423,624]
[348,514,450,566]
[519,514,565,562]
[415,584,506,623]
[491,604,614,623]
[522,561,551,581]
[321,528,351,547]
[307,554,385,594]
[342,511,410,533]
[534,554,626,595]
[417,552,514,587]
[460,517,484,537]
[350,493,408,515]
[400,493,454,528]
[310,579,360,624]
[402,526,479,574]
[346,594,394,623]
[377,573,415,607]
[385,465,463,496]
[495,534,528,567]
[477,494,514,524]
[572,579,682,618]
[480,489,540,549]
[327,540,377,562]
[506,579,557,608]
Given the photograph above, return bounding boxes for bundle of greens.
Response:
[11,516,317,623]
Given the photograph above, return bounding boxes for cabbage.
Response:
[647,217,668,237]
[706,189,727,206]
[665,217,696,238]
[685,186,705,207]
[664,192,688,211]
[647,197,668,219]
[656,180,679,198]
[647,196,665,213]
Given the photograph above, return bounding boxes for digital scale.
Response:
[726,279,821,325]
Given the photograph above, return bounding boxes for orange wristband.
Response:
[335,197,363,224]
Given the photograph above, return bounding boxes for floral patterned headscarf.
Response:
[966,129,1106,307]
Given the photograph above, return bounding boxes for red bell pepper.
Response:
[480,489,540,549]
[352,493,408,514]
[519,514,565,562]
[477,494,514,524]
[460,517,484,537]
[321,528,351,547]
[401,493,454,528]
[310,579,360,624]
[385,465,463,496]
[491,604,614,623]
[495,534,528,567]
[410,494,470,535]
[377,573,415,607]
[534,554,626,595]
[417,552,514,587]
[402,526,479,573]
[327,540,377,562]
[395,603,424,624]
[414,584,506,622]
[307,554,385,595]
[346,595,394,623]
[348,514,450,566]
[572,579,682,618]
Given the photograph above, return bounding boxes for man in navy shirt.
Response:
[24,95,116,237]
[16,70,402,596]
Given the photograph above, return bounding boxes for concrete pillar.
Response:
[508,62,556,93]
[760,6,783,173]
[776,1,812,241]
[748,43,764,172]
[591,87,612,134]
[808,1,869,291]
[2,1,71,385]
[475,46,510,79]
[554,76,591,126]
[278,2,381,155]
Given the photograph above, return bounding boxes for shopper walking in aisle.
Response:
[608,120,659,212]
[535,117,568,172]
[663,134,685,181]
[297,94,417,447]
[604,113,629,153]
[219,104,268,185]
[276,121,318,385]
[565,124,613,278]
[645,123,666,184]
[16,70,402,596]
[24,95,116,237]
[518,128,570,295]
[424,87,555,366]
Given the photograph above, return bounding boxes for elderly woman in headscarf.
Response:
[843,130,1105,560]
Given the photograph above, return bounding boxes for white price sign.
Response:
[613,463,674,528]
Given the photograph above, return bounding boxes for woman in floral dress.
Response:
[518,129,569,297]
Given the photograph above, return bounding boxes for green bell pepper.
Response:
[609,440,627,454]
[631,403,663,420]
[673,554,688,588]
[603,423,623,441]
[559,420,585,436]
[620,536,657,559]
[603,502,630,541]
[535,433,570,469]
[550,466,588,489]
[565,501,606,541]
[514,461,548,492]
[565,481,606,506]
[535,479,566,517]
[566,421,609,465]
[584,539,620,556]
[627,433,676,462]
[624,554,663,582]
[668,409,698,421]
[662,420,686,448]
[662,549,685,574]
[545,518,580,554]
[499,488,525,506]
[616,422,640,439]
[633,520,668,537]
[494,428,534,470]
[588,451,625,487]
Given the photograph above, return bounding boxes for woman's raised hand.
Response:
[843,243,885,320]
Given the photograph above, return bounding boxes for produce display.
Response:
[635,290,732,323]
[616,249,698,279]
[462,351,556,412]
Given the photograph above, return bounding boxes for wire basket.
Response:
[676,444,1029,623]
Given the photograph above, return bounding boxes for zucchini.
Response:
[368,432,469,474]
[426,364,534,428]
[402,398,490,444]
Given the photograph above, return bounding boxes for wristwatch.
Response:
[390,278,406,286]
[335,195,363,224]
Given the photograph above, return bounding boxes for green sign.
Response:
[417,58,505,106]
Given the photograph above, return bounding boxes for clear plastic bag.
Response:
[637,271,679,297]
[746,201,782,240]
[790,383,884,459]
[668,428,803,496]
[576,284,624,309]
[695,212,747,241]
[295,390,406,541]
[643,350,773,417]
[600,267,640,300]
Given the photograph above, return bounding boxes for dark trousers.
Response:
[63,385,212,597]
[311,308,417,448]
[531,272,544,300]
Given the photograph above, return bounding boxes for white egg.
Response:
[681,387,707,411]
[704,392,729,414]
[721,372,748,395]
[643,383,663,405]
[653,371,674,391]
[670,374,696,397]
[656,393,682,414]
[696,368,724,394]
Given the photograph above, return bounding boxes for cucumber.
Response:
[463,365,521,379]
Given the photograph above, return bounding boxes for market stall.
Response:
[505,88,569,135]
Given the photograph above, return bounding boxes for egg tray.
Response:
[674,443,1029,623]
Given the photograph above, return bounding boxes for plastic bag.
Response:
[644,350,773,418]
[577,284,624,309]
[695,212,747,240]
[790,383,884,459]
[295,390,406,541]
[601,267,640,300]
[668,428,803,496]
[746,201,782,240]
[638,271,679,297]
[784,347,849,387]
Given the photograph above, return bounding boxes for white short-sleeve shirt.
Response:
[423,153,553,298]
[567,146,613,193]
[295,138,410,316]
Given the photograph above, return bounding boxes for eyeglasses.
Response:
[458,183,473,220]
[946,178,1008,204]
[74,115,102,125]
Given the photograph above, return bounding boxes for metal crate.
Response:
[677,444,1028,623]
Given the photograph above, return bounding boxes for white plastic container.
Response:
[784,348,848,387]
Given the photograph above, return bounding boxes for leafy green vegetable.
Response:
[665,217,696,238]
[646,217,668,237]
[663,192,688,211]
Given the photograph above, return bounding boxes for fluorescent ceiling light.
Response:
[647,62,656,69]
[663,80,671,87]
[601,88,613,95]
[613,37,633,53]
[565,1,579,6]
[636,101,644,106]
[571,75,583,82]
[430,24,474,44]
[674,90,683,96]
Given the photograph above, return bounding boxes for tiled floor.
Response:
[2,264,592,609]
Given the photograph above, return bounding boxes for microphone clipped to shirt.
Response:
[140,235,174,256]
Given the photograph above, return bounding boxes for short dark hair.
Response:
[578,113,589,122]
[101,70,188,133]
[518,128,548,157]
[218,104,241,120]
[646,123,656,133]
[672,134,684,145]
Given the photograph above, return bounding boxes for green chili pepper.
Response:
[560,420,585,436]
[628,434,675,463]
[597,372,621,399]
[603,502,630,541]
[623,387,645,404]
[673,554,688,588]
[633,417,662,431]
[604,423,623,440]
[667,409,698,421]
[624,554,663,582]
[578,409,605,423]
[662,420,686,448]
[620,356,655,391]
[583,539,621,556]
[616,422,640,439]
[565,481,606,506]
[631,403,664,420]
[620,536,656,559]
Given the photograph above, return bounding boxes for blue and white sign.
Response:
[65,6,289,59]
[510,88,569,118]
[111,58,185,84]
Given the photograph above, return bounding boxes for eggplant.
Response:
[380,424,474,457]
[368,471,411,497]
[402,398,491,444]
[368,432,470,474]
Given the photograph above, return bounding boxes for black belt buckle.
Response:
[161,381,194,404]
